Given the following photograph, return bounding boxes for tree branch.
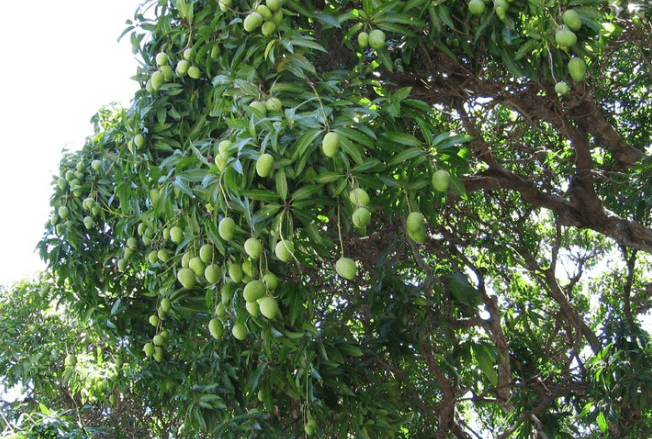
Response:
[463,172,652,254]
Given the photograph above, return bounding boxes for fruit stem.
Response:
[547,46,558,82]
[337,203,344,258]
[307,81,329,131]
[218,182,231,210]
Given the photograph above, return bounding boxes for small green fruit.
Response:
[407,212,425,232]
[468,0,485,14]
[335,257,357,280]
[157,249,171,262]
[170,226,184,243]
[568,57,586,82]
[265,97,282,112]
[262,273,279,290]
[91,160,101,171]
[218,139,233,153]
[358,32,369,49]
[349,188,370,206]
[275,240,294,262]
[258,296,280,319]
[148,250,158,265]
[153,334,165,346]
[257,4,273,19]
[246,300,260,316]
[229,263,244,283]
[562,9,582,31]
[160,65,174,81]
[322,132,340,158]
[261,21,277,36]
[352,207,371,228]
[187,65,201,79]
[151,71,165,91]
[183,48,194,61]
[305,420,318,436]
[209,318,224,339]
[244,11,264,32]
[495,5,507,20]
[153,346,164,362]
[555,81,570,95]
[368,29,386,50]
[215,302,227,318]
[555,25,577,47]
[218,0,232,12]
[65,354,77,366]
[215,152,229,171]
[271,10,283,25]
[176,59,190,76]
[134,134,146,149]
[127,237,138,250]
[160,298,171,313]
[408,226,426,244]
[149,314,159,327]
[181,252,192,268]
[58,206,69,218]
[189,257,206,277]
[210,43,220,59]
[177,267,197,289]
[256,153,274,177]
[243,261,258,277]
[143,343,155,358]
[117,258,128,271]
[249,100,267,116]
[232,323,248,340]
[243,280,266,302]
[266,0,282,12]
[205,264,221,284]
[155,52,168,66]
[432,169,450,192]
[199,244,214,264]
[219,217,236,240]
[245,237,264,259]
[83,216,94,229]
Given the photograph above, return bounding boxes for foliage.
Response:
[0,278,178,438]
[15,0,652,437]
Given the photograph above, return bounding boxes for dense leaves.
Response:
[7,0,652,437]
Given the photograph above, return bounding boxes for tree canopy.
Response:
[3,0,652,437]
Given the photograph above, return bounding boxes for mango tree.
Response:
[37,0,652,437]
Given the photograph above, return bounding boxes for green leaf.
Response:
[382,132,421,147]
[472,343,498,387]
[388,147,423,165]
[445,273,480,307]
[597,411,608,432]
[339,343,364,357]
[275,168,288,200]
[315,12,342,28]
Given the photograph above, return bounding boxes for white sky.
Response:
[0,1,143,286]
